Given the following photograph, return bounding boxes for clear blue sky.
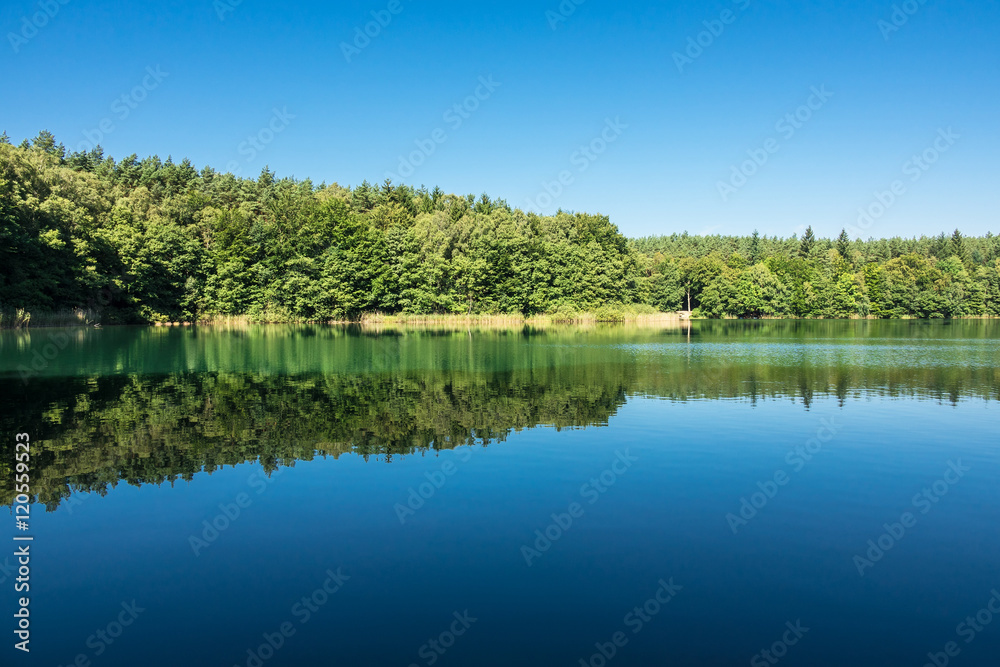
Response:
[2,0,997,239]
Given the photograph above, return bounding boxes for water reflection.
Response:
[1,320,998,508]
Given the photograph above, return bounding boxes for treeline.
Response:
[636,229,1000,318]
[2,132,998,321]
[1,132,641,323]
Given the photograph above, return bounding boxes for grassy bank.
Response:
[1,304,685,329]
[6,306,997,330]
[359,304,675,326]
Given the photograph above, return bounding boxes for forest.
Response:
[2,131,999,323]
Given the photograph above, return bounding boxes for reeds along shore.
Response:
[0,307,689,329]
[0,306,681,329]
[0,307,108,329]
[6,306,1000,330]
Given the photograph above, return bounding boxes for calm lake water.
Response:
[2,320,999,666]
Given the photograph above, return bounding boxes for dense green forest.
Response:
[2,131,998,323]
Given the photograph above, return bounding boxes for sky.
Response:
[1,0,998,240]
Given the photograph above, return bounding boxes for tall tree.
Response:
[836,229,851,259]
[799,226,816,257]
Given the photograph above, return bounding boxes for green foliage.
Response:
[1,137,646,321]
[633,228,1000,319]
[2,135,998,321]
[799,226,816,258]
[836,228,852,260]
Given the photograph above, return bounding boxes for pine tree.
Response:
[32,130,57,154]
[836,229,851,259]
[949,229,962,253]
[799,226,816,257]
[749,229,762,265]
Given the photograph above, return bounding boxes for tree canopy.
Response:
[2,133,998,322]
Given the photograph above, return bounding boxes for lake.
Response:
[1,320,998,666]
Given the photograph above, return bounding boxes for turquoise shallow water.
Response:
[1,320,998,666]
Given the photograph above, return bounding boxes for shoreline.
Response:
[1,309,687,330]
[3,309,999,330]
